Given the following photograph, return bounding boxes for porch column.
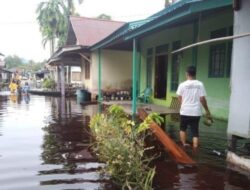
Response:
[138,43,141,96]
[56,66,61,91]
[66,66,69,84]
[68,66,71,84]
[98,48,102,102]
[60,63,65,96]
[132,38,138,116]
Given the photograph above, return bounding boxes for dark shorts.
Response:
[180,115,201,137]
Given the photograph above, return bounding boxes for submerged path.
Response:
[0,94,249,189]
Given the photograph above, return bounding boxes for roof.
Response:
[0,68,12,73]
[0,59,5,67]
[69,16,125,47]
[91,18,154,50]
[48,45,83,64]
[36,70,49,75]
[90,0,232,50]
[125,0,232,40]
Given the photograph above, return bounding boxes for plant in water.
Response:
[89,105,161,189]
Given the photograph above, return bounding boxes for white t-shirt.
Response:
[176,80,206,116]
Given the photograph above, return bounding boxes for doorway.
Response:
[154,54,168,99]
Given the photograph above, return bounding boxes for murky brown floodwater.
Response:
[0,93,250,190]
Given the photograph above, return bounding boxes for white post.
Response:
[68,66,71,84]
[228,0,250,139]
[56,66,61,91]
[60,63,65,96]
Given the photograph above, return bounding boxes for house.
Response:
[49,16,133,97]
[0,54,12,90]
[91,0,250,169]
[91,0,233,119]
[0,54,5,85]
[47,0,250,168]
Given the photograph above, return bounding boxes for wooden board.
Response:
[138,108,195,165]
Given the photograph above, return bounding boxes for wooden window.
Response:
[226,42,232,77]
[210,28,227,39]
[171,41,181,91]
[146,48,153,88]
[209,44,226,77]
[85,62,90,79]
[72,72,81,81]
[226,26,233,77]
[209,27,233,78]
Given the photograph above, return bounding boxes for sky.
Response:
[0,0,165,62]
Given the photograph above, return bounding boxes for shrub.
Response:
[89,105,163,190]
[42,78,56,90]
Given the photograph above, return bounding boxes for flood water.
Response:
[0,94,250,190]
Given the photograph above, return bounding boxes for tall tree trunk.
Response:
[50,37,55,56]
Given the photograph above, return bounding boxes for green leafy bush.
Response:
[42,78,56,90]
[89,105,162,190]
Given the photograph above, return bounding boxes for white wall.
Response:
[228,0,250,138]
[89,49,132,95]
[71,66,82,83]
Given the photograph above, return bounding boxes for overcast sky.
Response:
[0,0,165,62]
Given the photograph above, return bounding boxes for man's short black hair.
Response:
[186,66,196,77]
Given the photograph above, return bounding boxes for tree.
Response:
[4,55,24,69]
[96,13,112,20]
[36,0,83,55]
[36,0,65,55]
[4,55,46,72]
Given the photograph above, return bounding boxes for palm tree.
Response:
[36,0,65,55]
[36,0,84,55]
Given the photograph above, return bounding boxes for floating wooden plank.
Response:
[138,108,195,165]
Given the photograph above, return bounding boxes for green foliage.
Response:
[4,55,23,69]
[137,112,164,134]
[4,55,46,72]
[36,0,84,52]
[96,13,112,20]
[43,78,56,89]
[89,105,157,189]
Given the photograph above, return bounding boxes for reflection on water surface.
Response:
[0,95,116,190]
[0,94,249,190]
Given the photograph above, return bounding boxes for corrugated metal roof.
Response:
[91,0,200,50]
[125,0,232,40]
[90,0,232,50]
[0,68,12,73]
[70,16,125,47]
[91,18,154,50]
[148,0,201,19]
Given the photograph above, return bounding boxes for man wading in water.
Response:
[176,66,212,149]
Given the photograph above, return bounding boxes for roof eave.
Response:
[125,0,232,40]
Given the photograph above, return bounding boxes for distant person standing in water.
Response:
[22,82,30,95]
[176,66,211,149]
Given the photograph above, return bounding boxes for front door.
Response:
[154,54,168,99]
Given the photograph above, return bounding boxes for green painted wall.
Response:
[139,8,233,120]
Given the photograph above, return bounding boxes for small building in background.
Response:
[48,16,130,97]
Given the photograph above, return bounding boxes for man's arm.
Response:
[178,96,182,104]
[200,96,210,115]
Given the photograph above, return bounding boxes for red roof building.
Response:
[66,16,125,47]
